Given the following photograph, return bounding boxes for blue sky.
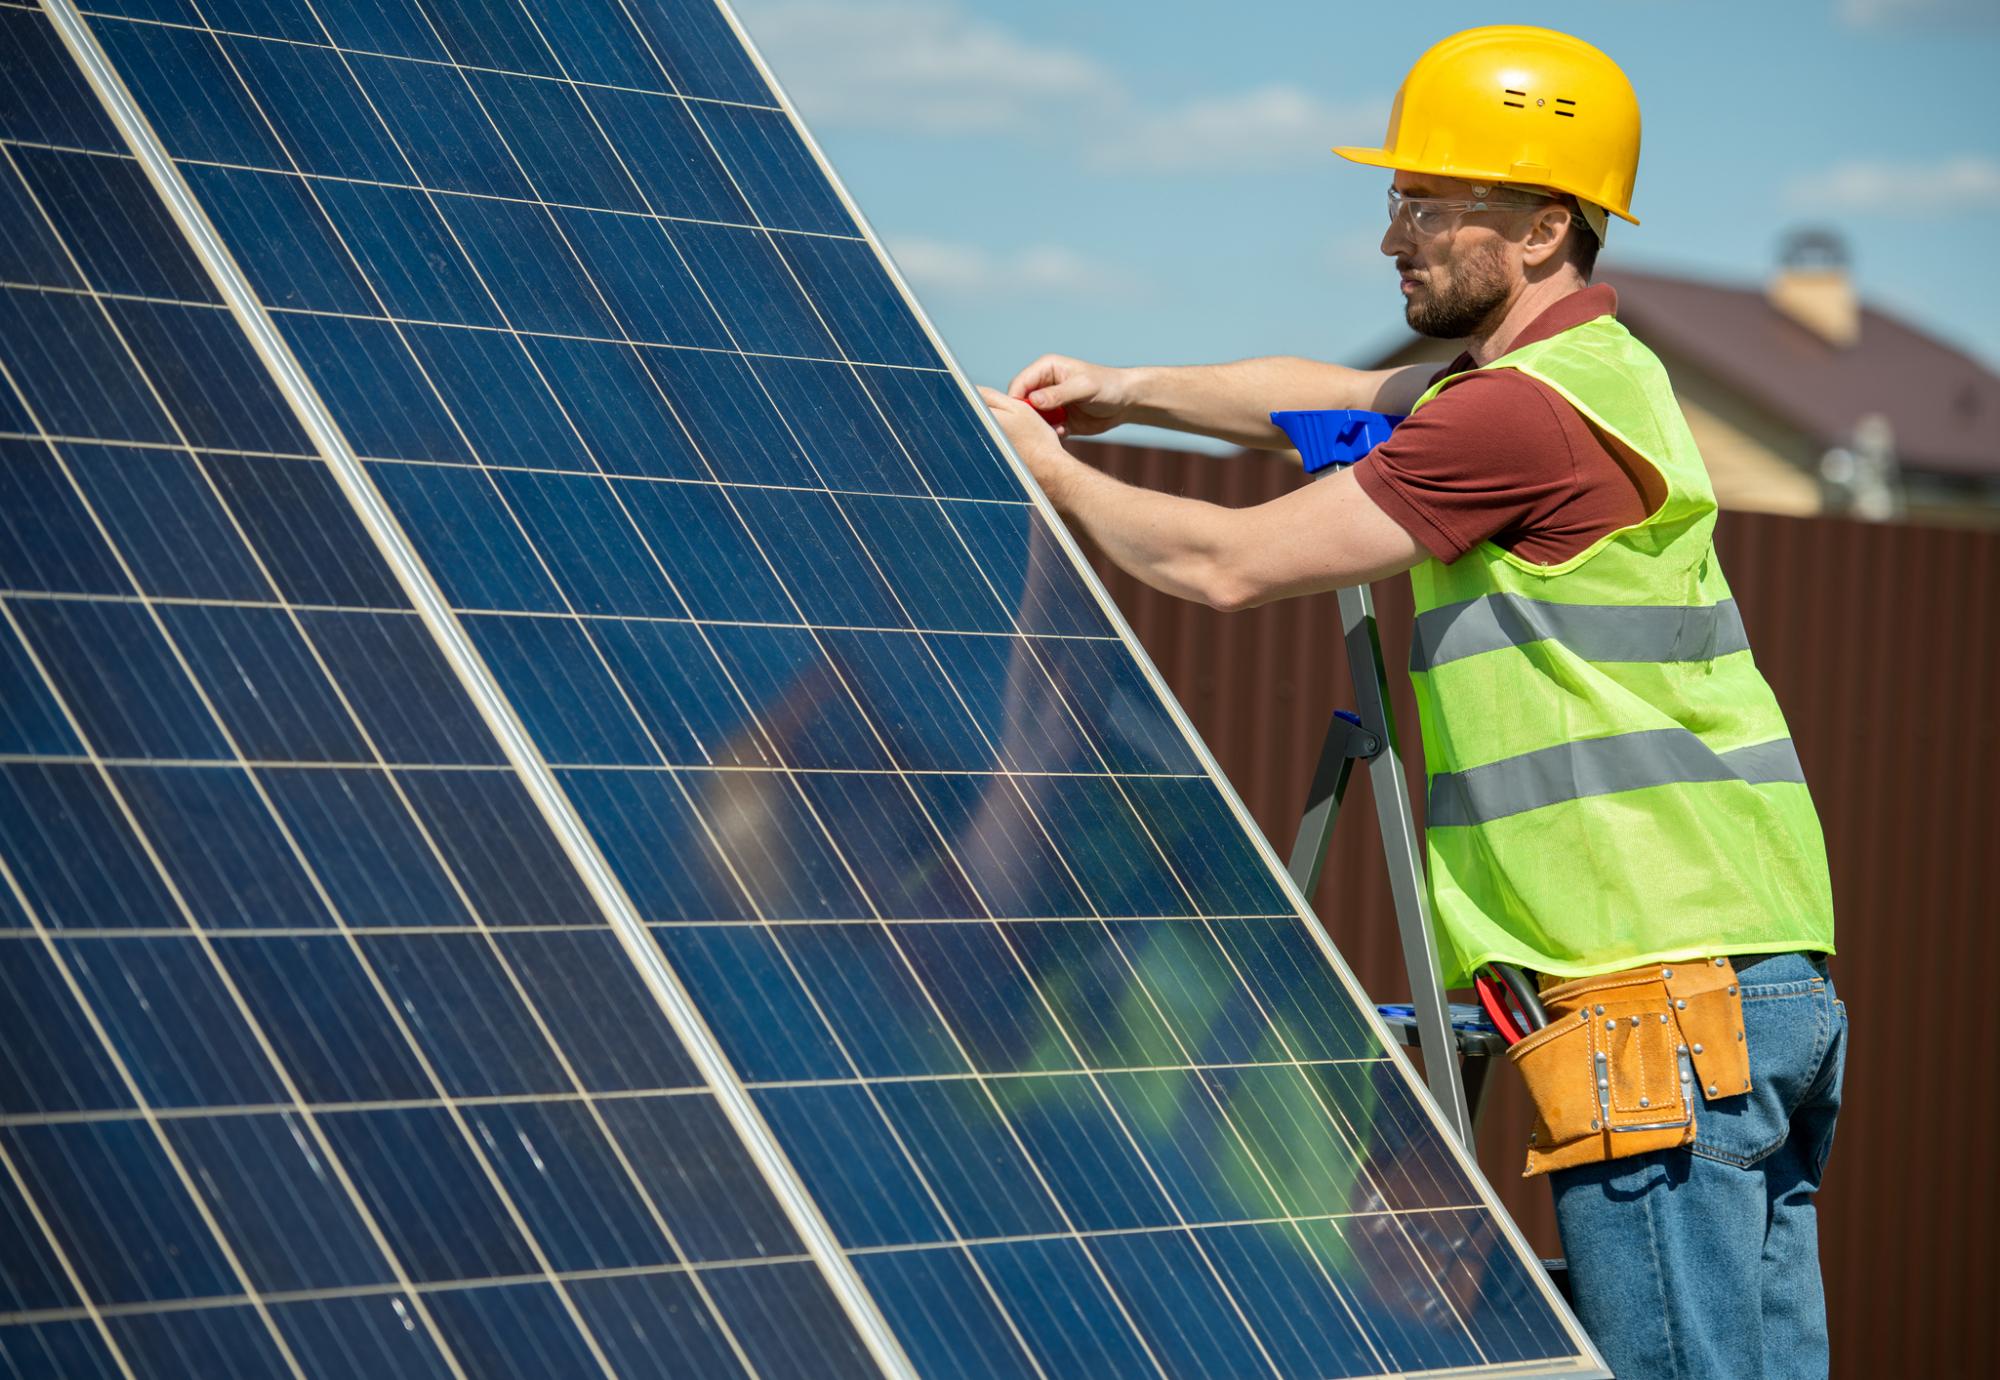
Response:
[733,0,2000,448]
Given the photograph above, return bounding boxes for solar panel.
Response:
[0,3,1605,1377]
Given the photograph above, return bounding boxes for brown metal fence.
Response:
[1073,440,1997,1377]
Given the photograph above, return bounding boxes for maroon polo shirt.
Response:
[1354,285,1662,565]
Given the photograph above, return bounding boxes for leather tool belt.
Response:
[1506,957,1752,1178]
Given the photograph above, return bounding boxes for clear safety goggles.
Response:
[1386,185,1555,237]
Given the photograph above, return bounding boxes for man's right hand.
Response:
[1006,354,1134,438]
[1003,353,1430,452]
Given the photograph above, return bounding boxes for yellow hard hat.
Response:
[1335,25,1641,229]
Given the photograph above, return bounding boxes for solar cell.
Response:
[1,2,1603,1376]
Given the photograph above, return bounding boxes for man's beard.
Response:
[1403,241,1510,339]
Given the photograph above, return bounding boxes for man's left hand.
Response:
[979,386,1074,502]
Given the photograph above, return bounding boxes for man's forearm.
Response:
[1120,357,1425,450]
[981,384,1428,609]
[1040,459,1251,610]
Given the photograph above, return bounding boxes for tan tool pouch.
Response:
[1506,958,1750,1178]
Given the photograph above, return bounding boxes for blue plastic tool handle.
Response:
[1270,408,1406,474]
[1376,1002,1502,1035]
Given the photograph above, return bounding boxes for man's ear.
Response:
[1520,204,1573,270]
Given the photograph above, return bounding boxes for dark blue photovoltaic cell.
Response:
[108,1307,294,1378]
[695,102,857,238]
[582,86,756,223]
[11,147,216,302]
[0,943,129,1113]
[5,1119,240,1304]
[0,3,1587,1378]
[854,1249,1034,1380]
[0,9,124,153]
[270,1295,459,1380]
[976,1238,1163,1378]
[62,936,292,1107]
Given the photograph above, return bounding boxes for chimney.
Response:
[1768,228,1859,348]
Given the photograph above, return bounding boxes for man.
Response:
[980,25,1844,1380]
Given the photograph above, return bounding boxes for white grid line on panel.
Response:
[60,0,915,1373]
[708,0,1605,1370]
[0,750,1206,781]
[3,118,696,1380]
[0,274,958,372]
[79,6,785,113]
[203,2,1528,1368]
[0,1250,814,1329]
[17,0,1600,1373]
[625,6,1410,1372]
[565,4,1312,1371]
[302,2,1122,1367]
[0,914,1308,943]
[28,9,801,1379]
[0,435,1041,509]
[0,1123,141,1378]
[0,589,1126,645]
[184,2,1248,1368]
[5,120,448,1375]
[0,1195,1496,1332]
[0,1054,1400,1129]
[508,7,1275,1373]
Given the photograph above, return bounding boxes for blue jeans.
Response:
[1550,952,1847,1380]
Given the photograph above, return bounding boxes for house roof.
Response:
[1601,265,2000,480]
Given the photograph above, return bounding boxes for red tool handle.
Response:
[1474,971,1527,1045]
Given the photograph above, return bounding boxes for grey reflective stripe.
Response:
[1428,731,1806,828]
[1720,736,1808,786]
[1411,595,1749,673]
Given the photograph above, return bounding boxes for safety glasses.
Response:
[1387,186,1554,236]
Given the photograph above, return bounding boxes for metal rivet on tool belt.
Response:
[1728,985,1737,996]
[1591,1119,1600,1131]
[1707,1084,1718,1097]
[1737,1030,1745,1041]
[1742,1078,1750,1089]
[1606,1019,1616,1030]
[1693,1043,1704,1054]
[1715,957,1727,966]
[1639,1097,1650,1107]
[1661,968,1673,979]
[1594,1004,1605,1015]
[1630,1015,1641,1026]
[1659,1013,1669,1024]
[1674,999,1687,1009]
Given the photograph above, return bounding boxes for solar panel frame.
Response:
[1,1,1610,1375]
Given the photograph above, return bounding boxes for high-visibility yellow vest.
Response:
[1406,314,1836,985]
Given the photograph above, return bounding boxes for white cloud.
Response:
[1785,155,2000,211]
[887,236,1138,299]
[1838,0,1999,28]
[731,0,1112,134]
[1083,84,1379,174]
[734,0,1381,173]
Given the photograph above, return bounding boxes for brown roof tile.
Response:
[1603,265,2000,479]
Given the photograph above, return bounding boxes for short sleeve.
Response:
[1352,371,1587,564]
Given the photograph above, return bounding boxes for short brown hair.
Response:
[1552,194,1601,277]
[1566,210,1601,278]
